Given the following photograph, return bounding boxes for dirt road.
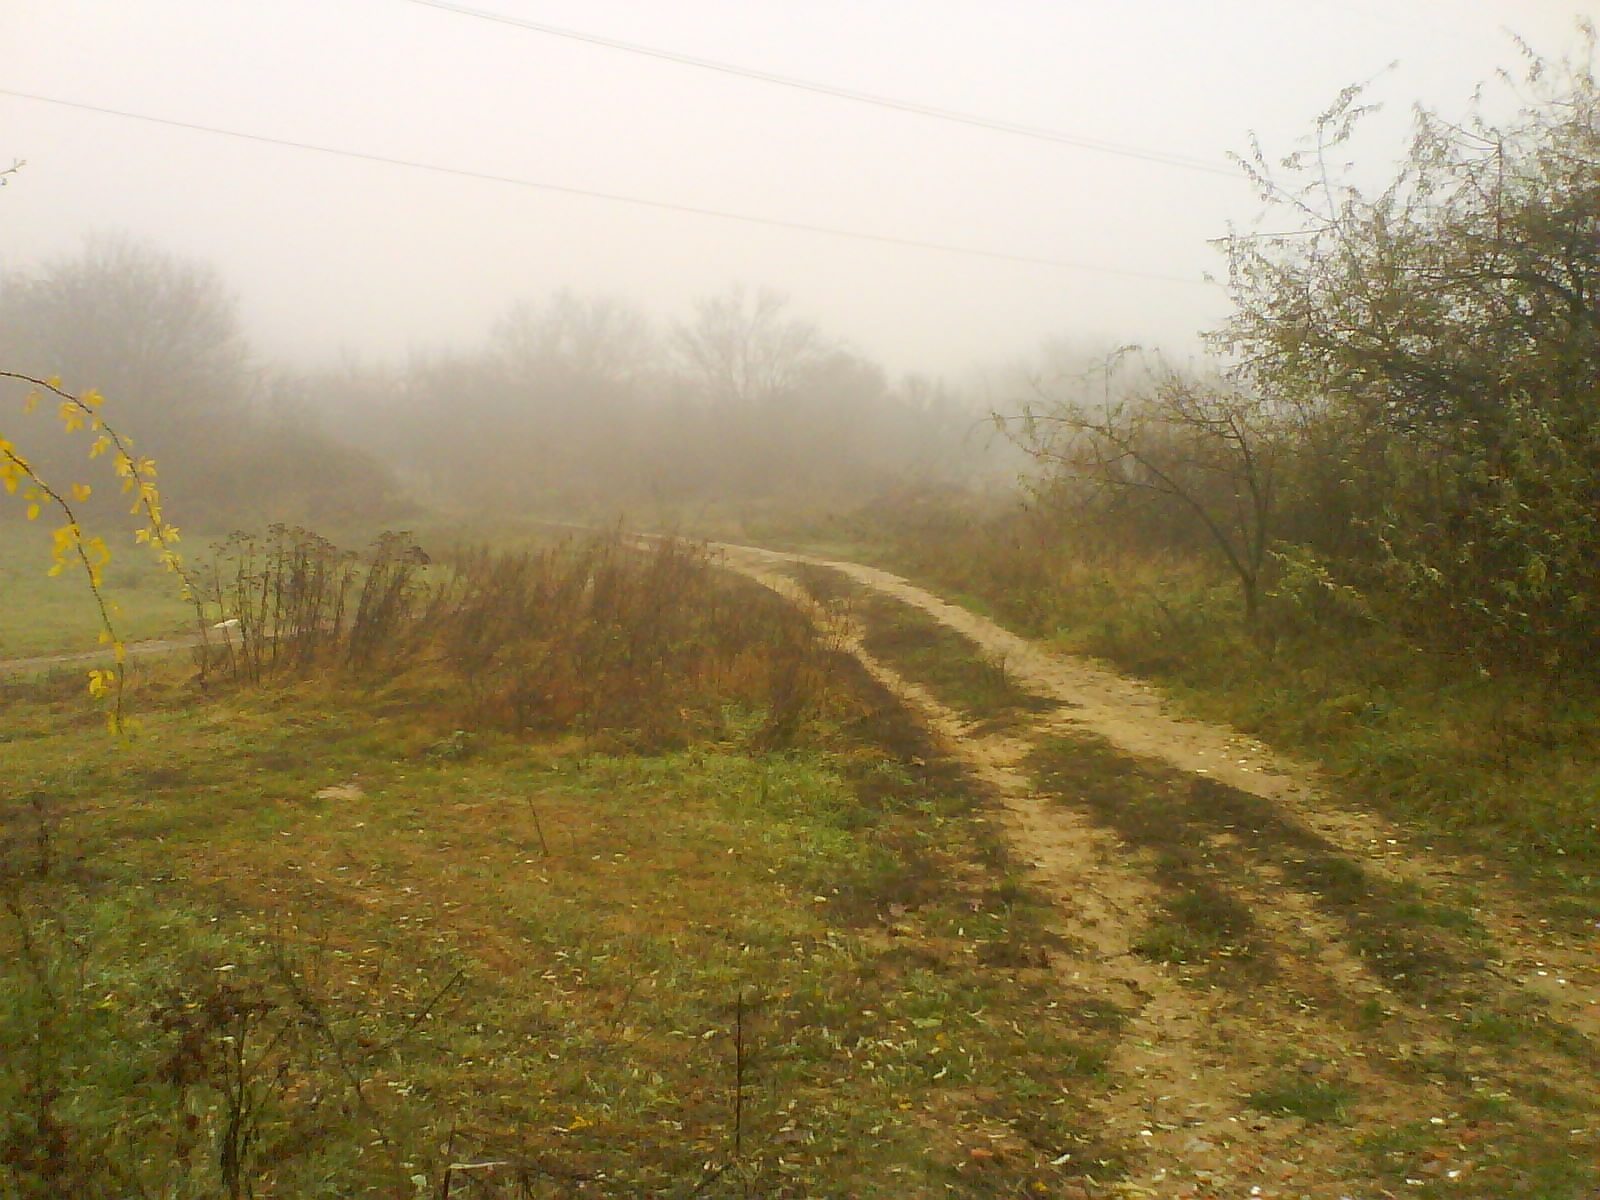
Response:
[717,539,1600,1200]
[0,633,208,675]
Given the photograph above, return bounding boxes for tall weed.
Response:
[199,528,837,749]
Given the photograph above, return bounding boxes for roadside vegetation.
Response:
[775,38,1600,899]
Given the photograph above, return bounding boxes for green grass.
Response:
[0,516,524,660]
[0,652,1128,1196]
[1247,1074,1355,1122]
[850,587,1056,729]
[0,518,201,656]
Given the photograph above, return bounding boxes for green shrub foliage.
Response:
[1215,30,1600,670]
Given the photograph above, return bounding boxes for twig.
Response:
[523,797,551,856]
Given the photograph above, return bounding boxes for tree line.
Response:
[0,251,993,532]
[316,284,991,515]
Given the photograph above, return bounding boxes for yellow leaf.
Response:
[71,483,92,502]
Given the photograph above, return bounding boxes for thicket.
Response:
[1006,35,1599,680]
[1221,34,1600,675]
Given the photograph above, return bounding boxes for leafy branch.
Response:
[1,371,190,730]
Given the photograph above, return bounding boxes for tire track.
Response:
[714,539,1600,1197]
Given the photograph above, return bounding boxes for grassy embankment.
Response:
[1,528,1125,1198]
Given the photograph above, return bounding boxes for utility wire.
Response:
[407,0,1238,178]
[0,87,1213,286]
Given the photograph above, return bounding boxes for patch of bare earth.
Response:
[716,541,1600,1199]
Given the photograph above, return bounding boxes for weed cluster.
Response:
[197,528,835,750]
[422,534,829,748]
[0,879,466,1198]
[198,525,433,683]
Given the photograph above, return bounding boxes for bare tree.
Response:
[1005,352,1287,623]
[492,289,656,388]
[0,235,249,447]
[671,285,825,407]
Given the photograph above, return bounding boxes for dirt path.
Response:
[715,540,1600,1200]
[0,633,207,675]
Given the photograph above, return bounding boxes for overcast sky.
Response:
[2,1,1592,378]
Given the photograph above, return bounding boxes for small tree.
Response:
[1004,351,1287,623]
[1,165,189,724]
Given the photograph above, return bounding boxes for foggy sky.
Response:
[2,0,1591,377]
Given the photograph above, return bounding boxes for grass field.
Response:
[5,519,1597,1198]
[0,530,1129,1198]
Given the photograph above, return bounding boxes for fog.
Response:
[4,1,1586,380]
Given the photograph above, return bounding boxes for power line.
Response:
[0,87,1214,287]
[407,0,1238,179]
